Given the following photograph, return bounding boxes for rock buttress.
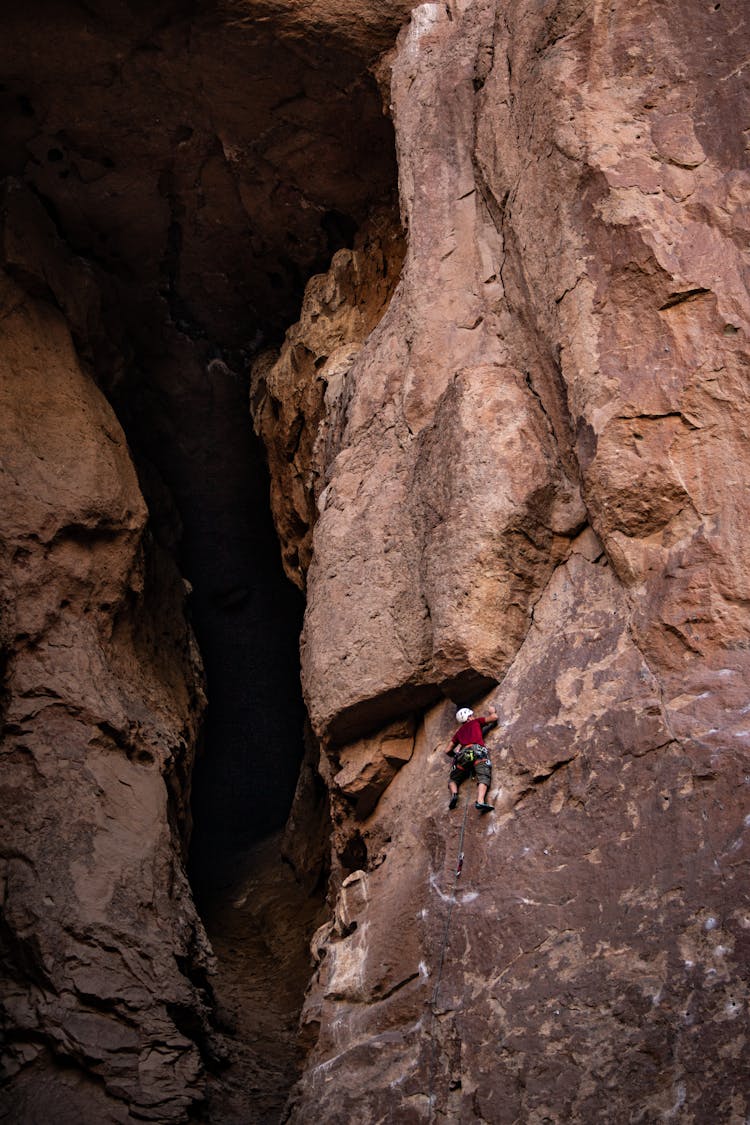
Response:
[253,1,750,1121]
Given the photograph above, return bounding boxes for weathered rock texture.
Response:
[0,0,407,875]
[252,0,750,1120]
[251,208,407,587]
[0,1,402,1120]
[0,265,212,1120]
[2,0,750,1121]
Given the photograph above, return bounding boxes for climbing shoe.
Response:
[448,794,459,810]
[475,801,494,813]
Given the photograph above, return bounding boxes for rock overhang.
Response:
[0,0,412,350]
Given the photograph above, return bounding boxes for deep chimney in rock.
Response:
[4,1,749,1123]
[0,1,405,1120]
[0,0,403,867]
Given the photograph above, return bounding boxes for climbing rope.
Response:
[427,796,471,1122]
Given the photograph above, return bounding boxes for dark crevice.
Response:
[0,4,405,1120]
[513,754,577,805]
[322,208,359,254]
[658,287,711,310]
[339,830,369,875]
[531,754,576,784]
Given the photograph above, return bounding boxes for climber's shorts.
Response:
[450,749,491,787]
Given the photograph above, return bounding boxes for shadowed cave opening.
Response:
[0,0,401,874]
[132,354,310,898]
[0,0,404,1114]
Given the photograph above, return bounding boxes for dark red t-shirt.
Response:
[449,717,488,751]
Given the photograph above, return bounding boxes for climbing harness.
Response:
[454,744,487,770]
[427,797,471,1121]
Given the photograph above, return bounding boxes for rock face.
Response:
[251,208,407,589]
[0,263,212,1119]
[252,0,750,1120]
[2,0,750,1121]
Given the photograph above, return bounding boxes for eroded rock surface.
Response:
[252,1,750,1120]
[2,0,750,1121]
[0,1,402,1120]
[251,208,406,587]
[0,266,212,1121]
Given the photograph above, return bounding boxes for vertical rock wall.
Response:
[255,1,750,1120]
[0,266,212,1120]
[2,0,748,1119]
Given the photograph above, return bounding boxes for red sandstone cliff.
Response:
[1,0,749,1122]
[256,2,750,1120]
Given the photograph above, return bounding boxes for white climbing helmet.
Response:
[456,707,474,723]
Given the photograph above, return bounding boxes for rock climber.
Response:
[446,705,498,813]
